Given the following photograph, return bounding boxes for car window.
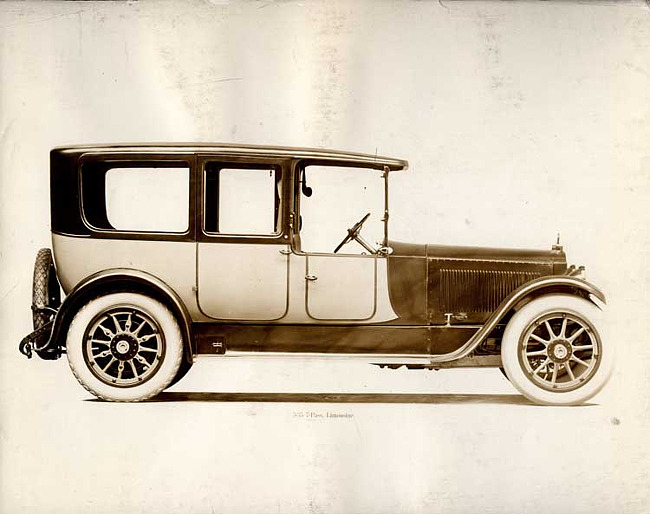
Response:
[104,167,190,233]
[204,164,282,235]
[298,165,383,254]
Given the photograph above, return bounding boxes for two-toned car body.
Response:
[20,143,612,404]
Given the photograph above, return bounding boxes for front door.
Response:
[304,253,377,321]
[196,157,290,321]
[293,162,386,322]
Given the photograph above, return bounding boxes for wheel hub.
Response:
[110,333,138,360]
[548,339,572,364]
[115,340,129,353]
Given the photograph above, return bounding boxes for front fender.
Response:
[429,275,605,363]
[505,275,605,309]
[48,268,194,360]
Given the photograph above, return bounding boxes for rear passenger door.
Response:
[196,156,291,321]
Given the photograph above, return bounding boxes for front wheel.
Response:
[66,293,184,402]
[501,294,612,406]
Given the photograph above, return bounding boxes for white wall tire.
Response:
[501,294,613,406]
[66,293,183,402]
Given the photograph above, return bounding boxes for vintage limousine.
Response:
[20,143,612,404]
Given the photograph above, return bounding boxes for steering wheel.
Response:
[333,212,371,253]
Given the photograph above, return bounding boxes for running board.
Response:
[195,351,502,368]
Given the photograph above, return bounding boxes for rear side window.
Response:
[81,162,190,233]
[204,163,282,235]
[106,168,189,232]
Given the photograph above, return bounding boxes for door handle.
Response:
[305,274,318,281]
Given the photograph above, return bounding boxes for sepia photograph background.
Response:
[1,1,649,513]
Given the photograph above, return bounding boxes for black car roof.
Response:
[52,143,408,171]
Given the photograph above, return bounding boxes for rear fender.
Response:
[48,269,194,362]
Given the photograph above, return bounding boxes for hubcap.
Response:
[518,312,601,392]
[83,306,165,388]
[548,340,571,363]
[115,340,130,354]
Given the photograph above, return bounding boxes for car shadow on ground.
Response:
[135,392,549,405]
[84,392,598,406]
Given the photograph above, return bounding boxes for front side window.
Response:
[81,161,190,233]
[297,164,384,254]
[204,163,282,235]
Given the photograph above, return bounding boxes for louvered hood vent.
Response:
[439,268,542,313]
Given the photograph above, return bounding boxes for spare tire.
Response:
[32,248,61,329]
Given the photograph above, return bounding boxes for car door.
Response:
[196,156,290,321]
[303,253,377,321]
[292,163,381,321]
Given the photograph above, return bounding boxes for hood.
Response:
[426,243,566,271]
[387,240,567,325]
[390,240,566,273]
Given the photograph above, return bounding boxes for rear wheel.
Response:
[168,357,193,388]
[66,292,183,402]
[501,294,612,406]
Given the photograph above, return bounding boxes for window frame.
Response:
[78,153,196,242]
[197,155,291,245]
[203,162,283,237]
[291,159,388,257]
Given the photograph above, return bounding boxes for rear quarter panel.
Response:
[52,234,199,316]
